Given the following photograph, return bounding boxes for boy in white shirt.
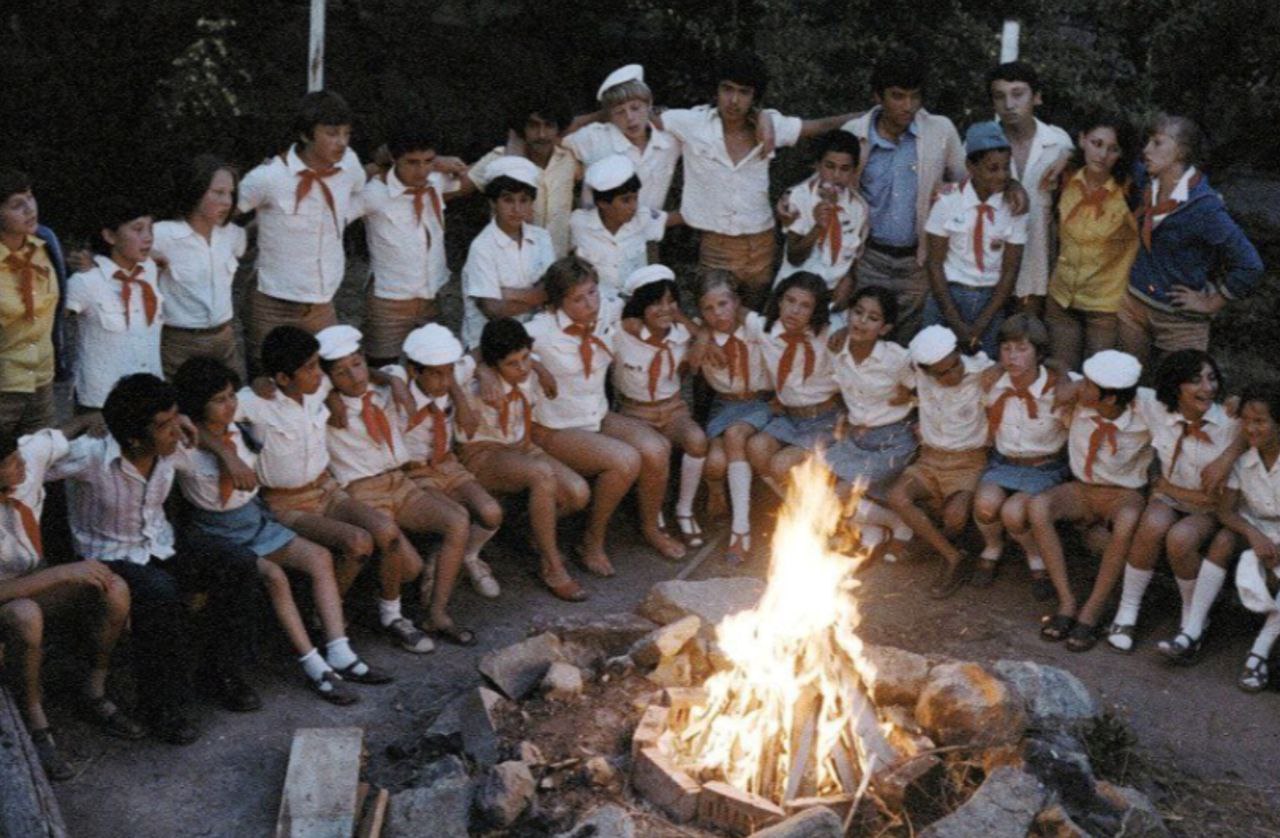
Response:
[775,130,870,322]
[65,197,163,410]
[461,157,556,348]
[888,326,994,599]
[923,122,1028,358]
[0,418,143,779]
[238,91,367,371]
[570,155,680,307]
[360,121,459,368]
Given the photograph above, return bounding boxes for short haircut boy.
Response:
[479,318,534,368]
[483,176,537,202]
[0,168,32,203]
[716,51,770,98]
[997,312,1050,358]
[261,325,320,378]
[813,129,861,165]
[592,174,642,206]
[600,78,652,111]
[102,373,177,449]
[173,356,241,420]
[505,96,571,136]
[387,119,441,160]
[986,60,1040,92]
[870,53,926,95]
[293,90,354,141]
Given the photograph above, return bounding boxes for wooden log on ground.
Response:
[274,727,364,838]
[0,686,68,838]
[355,787,388,838]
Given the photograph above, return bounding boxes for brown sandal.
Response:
[541,570,588,602]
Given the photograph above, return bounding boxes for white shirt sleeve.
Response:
[44,435,97,482]
[237,161,272,213]
[659,109,698,144]
[766,111,804,149]
[62,272,92,315]
[641,208,668,243]
[1006,209,1030,246]
[924,193,954,238]
[462,238,502,302]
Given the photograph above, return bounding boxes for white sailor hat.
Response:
[1237,550,1280,614]
[623,264,675,298]
[403,323,464,367]
[909,325,958,366]
[1082,350,1142,390]
[597,64,645,101]
[486,156,542,189]
[316,324,363,361]
[585,154,636,193]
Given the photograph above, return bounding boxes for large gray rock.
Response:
[750,806,844,837]
[993,660,1100,727]
[478,632,563,700]
[387,755,473,838]
[916,663,1026,747]
[474,760,535,827]
[540,661,584,700]
[920,766,1048,838]
[528,613,659,656]
[426,688,501,767]
[1094,781,1169,837]
[638,577,764,629]
[554,803,636,838]
[860,644,932,706]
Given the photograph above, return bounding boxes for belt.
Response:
[715,390,761,402]
[163,321,232,335]
[779,396,839,419]
[866,239,918,259]
[1001,453,1058,467]
[620,393,683,409]
[261,471,330,496]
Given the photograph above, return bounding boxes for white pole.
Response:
[308,0,326,92]
[1000,18,1021,63]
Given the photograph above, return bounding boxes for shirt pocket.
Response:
[94,291,130,333]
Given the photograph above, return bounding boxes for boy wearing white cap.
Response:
[461,157,556,349]
[570,155,682,307]
[316,324,476,647]
[388,323,505,601]
[887,325,994,598]
[1026,349,1152,651]
[563,64,681,212]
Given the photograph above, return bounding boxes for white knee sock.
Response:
[1113,566,1154,626]
[1182,562,1226,639]
[1176,576,1197,628]
[1250,611,1280,659]
[675,455,706,518]
[465,524,496,563]
[728,461,752,535]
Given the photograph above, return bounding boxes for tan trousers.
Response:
[698,230,777,308]
[247,288,338,376]
[1044,296,1118,372]
[1115,292,1209,367]
[162,322,242,380]
[856,247,929,344]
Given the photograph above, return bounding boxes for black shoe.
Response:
[150,706,200,746]
[209,669,263,713]
[30,728,74,781]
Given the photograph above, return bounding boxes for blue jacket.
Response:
[1128,171,1264,313]
[35,224,70,380]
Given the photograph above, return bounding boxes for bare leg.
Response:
[601,412,686,560]
[265,537,345,647]
[330,498,420,601]
[1028,484,1091,617]
[396,488,469,632]
[280,512,375,596]
[888,474,961,566]
[973,482,1008,561]
[746,431,784,498]
[1077,496,1144,627]
[0,600,47,730]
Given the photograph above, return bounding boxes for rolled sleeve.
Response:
[767,112,804,149]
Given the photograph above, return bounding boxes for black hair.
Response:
[716,51,770,100]
[987,60,1040,93]
[543,255,598,309]
[871,53,926,96]
[1154,349,1222,413]
[764,272,831,334]
[505,94,571,136]
[483,176,537,202]
[261,326,320,379]
[173,356,241,421]
[622,278,680,320]
[1067,110,1138,187]
[387,119,441,159]
[293,90,354,141]
[966,147,1010,166]
[480,318,534,367]
[175,155,238,224]
[0,433,17,461]
[593,174,643,206]
[0,169,32,205]
[813,130,861,166]
[95,194,153,254]
[849,285,899,327]
[1097,384,1139,410]
[102,374,178,450]
[1240,383,1280,428]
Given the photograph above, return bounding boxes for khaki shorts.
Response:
[698,229,776,293]
[247,287,338,374]
[362,292,437,361]
[346,468,426,518]
[403,453,476,496]
[1076,482,1145,523]
[618,394,692,442]
[261,472,350,525]
[901,445,988,505]
[1116,292,1209,365]
[0,382,55,438]
[459,440,553,492]
[162,322,242,380]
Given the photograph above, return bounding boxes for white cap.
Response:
[909,325,958,366]
[1237,550,1280,614]
[1082,350,1142,390]
[403,323,464,367]
[585,154,636,193]
[316,324,362,361]
[486,156,542,189]
[623,264,675,297]
[597,64,644,101]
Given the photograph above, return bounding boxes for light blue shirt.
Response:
[860,108,919,248]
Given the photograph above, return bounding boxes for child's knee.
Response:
[259,561,289,593]
[615,446,643,481]
[369,513,402,550]
[0,599,43,647]
[684,428,709,458]
[564,475,591,512]
[103,574,131,617]
[342,530,376,560]
[973,492,1003,525]
[476,497,504,531]
[640,434,672,466]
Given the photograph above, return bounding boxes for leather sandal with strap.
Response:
[1105,622,1137,653]
[1156,631,1205,666]
[675,514,705,548]
[724,531,751,566]
[1238,653,1270,693]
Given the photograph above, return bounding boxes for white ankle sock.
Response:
[299,648,331,681]
[675,455,706,518]
[465,525,496,563]
[1182,562,1226,639]
[325,637,357,671]
[1251,612,1280,659]
[1176,576,1197,627]
[1025,554,1047,572]
[378,598,402,629]
[728,461,752,535]
[1113,566,1154,627]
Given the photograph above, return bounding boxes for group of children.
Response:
[0,50,1274,783]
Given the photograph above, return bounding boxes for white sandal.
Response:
[465,557,501,598]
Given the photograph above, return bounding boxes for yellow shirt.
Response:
[1048,171,1138,313]
[0,235,59,392]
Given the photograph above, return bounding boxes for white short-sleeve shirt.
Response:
[563,123,681,211]
[65,255,165,409]
[984,367,1068,459]
[1143,399,1238,492]
[747,316,838,408]
[152,220,246,328]
[171,424,260,512]
[832,339,915,428]
[1229,448,1280,543]
[613,323,690,403]
[237,144,367,303]
[570,207,667,305]
[661,106,803,235]
[925,182,1029,288]
[361,169,455,300]
[702,314,769,396]
[324,384,410,485]
[382,360,475,465]
[0,430,68,579]
[461,220,556,348]
[526,308,617,431]
[468,147,578,257]
[776,175,870,289]
[914,353,994,452]
[458,370,541,447]
[1065,390,1155,489]
[235,388,332,489]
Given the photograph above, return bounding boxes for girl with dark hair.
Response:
[1107,349,1242,656]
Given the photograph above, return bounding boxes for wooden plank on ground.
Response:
[0,686,68,838]
[274,727,364,838]
[355,787,389,838]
